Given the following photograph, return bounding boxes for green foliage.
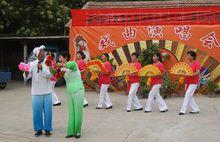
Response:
[0,0,172,37]
[139,43,161,66]
[138,77,151,98]
[138,43,177,98]
[0,0,71,36]
[138,43,161,97]
[207,80,218,93]
[161,74,177,98]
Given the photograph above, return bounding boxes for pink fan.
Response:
[18,62,30,72]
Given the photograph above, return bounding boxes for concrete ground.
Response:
[0,81,220,142]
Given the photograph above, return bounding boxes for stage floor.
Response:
[0,81,220,142]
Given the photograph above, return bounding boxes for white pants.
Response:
[51,81,61,105]
[127,83,142,110]
[180,84,199,113]
[52,92,61,104]
[145,84,168,111]
[82,81,88,105]
[84,98,88,105]
[97,84,112,108]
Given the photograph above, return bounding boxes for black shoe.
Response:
[127,110,131,112]
[134,108,143,111]
[35,130,42,136]
[179,112,185,115]
[106,106,113,109]
[53,102,61,106]
[160,109,168,113]
[83,104,89,107]
[65,135,74,138]
[189,111,199,114]
[144,110,151,113]
[75,134,81,139]
[96,107,103,109]
[45,131,51,136]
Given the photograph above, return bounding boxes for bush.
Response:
[161,75,177,98]
[139,43,161,66]
[138,43,160,98]
[138,77,151,98]
[207,80,218,93]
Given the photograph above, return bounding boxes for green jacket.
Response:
[64,61,84,95]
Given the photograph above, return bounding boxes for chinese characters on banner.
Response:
[174,25,192,41]
[147,26,163,38]
[98,34,116,51]
[145,25,219,50]
[122,26,137,40]
[97,25,219,51]
[200,32,220,49]
[146,25,192,40]
[98,26,138,51]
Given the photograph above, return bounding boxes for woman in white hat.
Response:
[24,45,53,137]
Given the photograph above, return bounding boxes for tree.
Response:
[138,43,176,98]
[0,0,167,37]
[139,43,161,66]
[0,0,72,36]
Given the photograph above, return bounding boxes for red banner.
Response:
[71,6,220,26]
[70,6,220,90]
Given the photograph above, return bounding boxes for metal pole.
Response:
[23,44,27,63]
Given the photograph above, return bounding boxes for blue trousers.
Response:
[32,93,52,131]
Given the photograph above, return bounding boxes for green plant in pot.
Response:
[206,80,218,97]
[138,77,151,98]
[161,74,177,99]
[138,43,175,99]
[139,43,161,66]
[138,43,161,98]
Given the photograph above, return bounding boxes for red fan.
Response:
[86,59,106,80]
[86,59,105,72]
